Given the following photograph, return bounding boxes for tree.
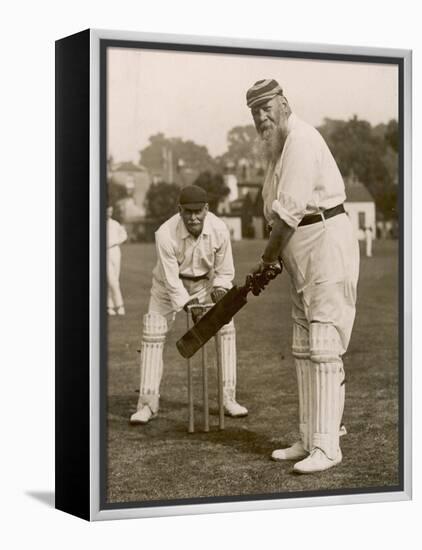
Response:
[226,125,258,159]
[218,125,263,172]
[107,177,126,206]
[145,181,180,220]
[318,116,399,219]
[193,171,229,213]
[139,133,217,181]
[385,119,399,153]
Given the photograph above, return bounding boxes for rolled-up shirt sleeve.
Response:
[212,230,234,289]
[272,134,318,229]
[155,233,190,311]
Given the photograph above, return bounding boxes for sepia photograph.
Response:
[102,40,403,509]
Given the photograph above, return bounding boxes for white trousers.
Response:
[284,213,360,350]
[285,213,360,458]
[107,246,124,309]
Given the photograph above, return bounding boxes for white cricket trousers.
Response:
[284,213,360,459]
[107,245,124,309]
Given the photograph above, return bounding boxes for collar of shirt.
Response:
[177,213,211,240]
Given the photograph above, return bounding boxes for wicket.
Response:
[186,304,225,433]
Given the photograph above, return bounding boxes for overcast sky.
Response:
[107,47,398,163]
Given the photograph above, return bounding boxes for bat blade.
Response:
[176,286,248,358]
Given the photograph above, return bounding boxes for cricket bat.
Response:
[176,263,282,359]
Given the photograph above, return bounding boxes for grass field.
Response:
[106,239,400,504]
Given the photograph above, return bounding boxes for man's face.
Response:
[251,95,290,162]
[179,203,208,237]
[251,95,289,141]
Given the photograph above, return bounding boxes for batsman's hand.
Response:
[211,286,227,303]
[184,298,205,324]
[246,258,283,296]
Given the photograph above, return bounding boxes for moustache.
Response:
[259,125,275,140]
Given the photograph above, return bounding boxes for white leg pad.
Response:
[309,322,344,459]
[309,322,343,363]
[292,322,310,359]
[292,323,312,451]
[218,321,237,400]
[137,312,167,413]
[295,359,314,452]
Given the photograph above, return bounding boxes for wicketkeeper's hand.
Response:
[211,286,228,303]
[184,298,205,324]
[246,258,283,296]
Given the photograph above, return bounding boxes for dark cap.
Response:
[246,79,283,109]
[179,185,208,207]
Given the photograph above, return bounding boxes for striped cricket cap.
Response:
[246,79,283,109]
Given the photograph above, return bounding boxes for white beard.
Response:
[257,125,286,164]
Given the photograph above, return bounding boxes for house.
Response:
[220,186,265,240]
[218,164,267,239]
[110,161,151,217]
[344,177,376,240]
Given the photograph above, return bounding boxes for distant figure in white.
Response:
[107,205,127,315]
[364,226,373,257]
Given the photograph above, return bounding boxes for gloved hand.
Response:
[246,258,283,296]
[211,286,227,303]
[183,298,205,324]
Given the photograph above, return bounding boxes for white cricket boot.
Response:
[224,391,248,417]
[130,404,157,424]
[116,306,126,315]
[108,307,116,316]
[293,447,342,474]
[271,426,347,462]
[271,441,308,461]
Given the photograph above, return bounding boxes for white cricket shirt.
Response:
[262,113,346,229]
[152,212,234,311]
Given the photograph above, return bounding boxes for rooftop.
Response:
[345,178,374,202]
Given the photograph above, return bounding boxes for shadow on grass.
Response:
[108,394,289,458]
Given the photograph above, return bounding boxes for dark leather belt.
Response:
[298,204,345,227]
[179,273,209,282]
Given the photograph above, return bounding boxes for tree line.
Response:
[110,116,399,222]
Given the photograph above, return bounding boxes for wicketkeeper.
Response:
[130,185,248,424]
